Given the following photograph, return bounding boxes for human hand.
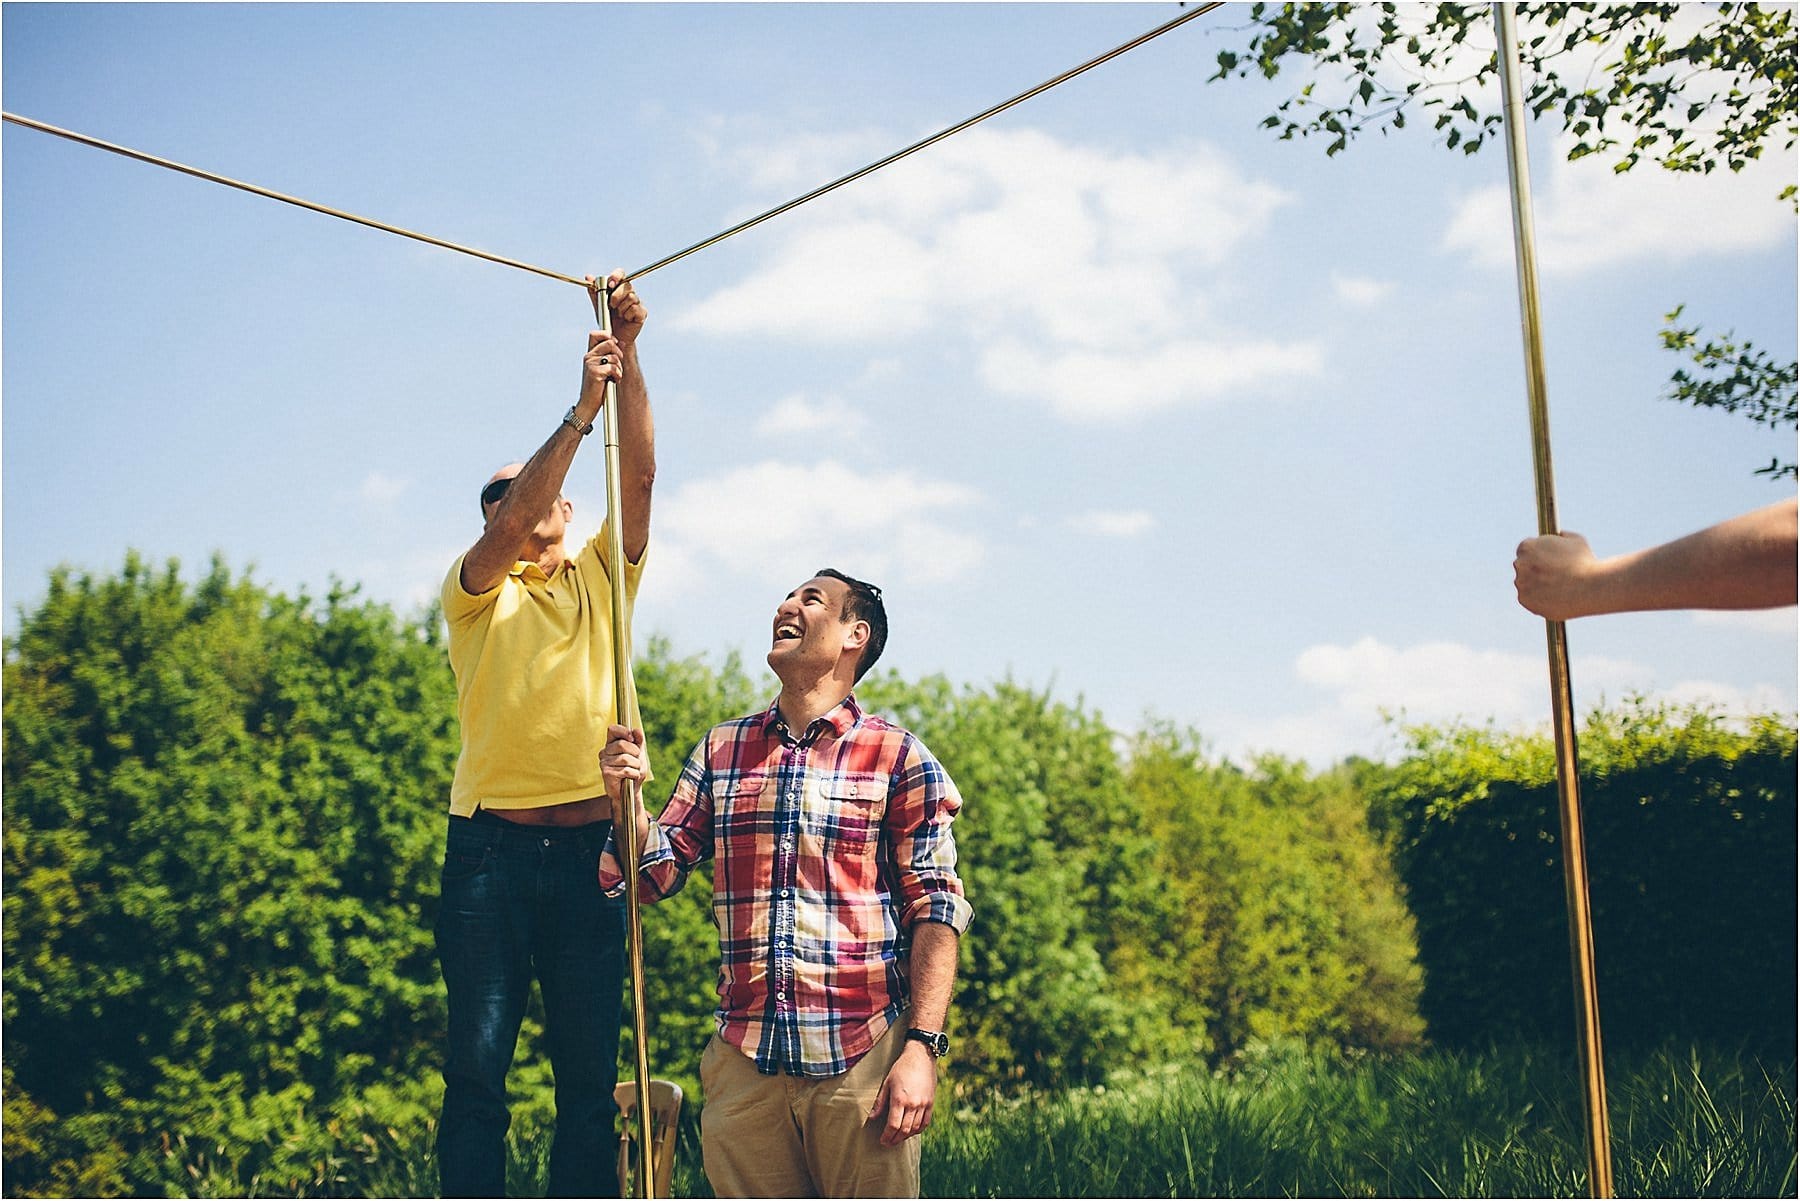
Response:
[600,723,649,794]
[603,269,647,347]
[576,328,627,422]
[1513,531,1600,620]
[868,1041,937,1147]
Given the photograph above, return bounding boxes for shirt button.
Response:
[542,838,552,848]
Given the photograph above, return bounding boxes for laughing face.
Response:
[767,574,862,681]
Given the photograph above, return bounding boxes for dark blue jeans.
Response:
[435,812,625,1198]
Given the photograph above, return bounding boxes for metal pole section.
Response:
[595,286,658,1197]
[1492,6,1615,1196]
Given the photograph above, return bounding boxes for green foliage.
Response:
[1210,3,1797,193]
[5,557,1793,1195]
[1374,700,1797,1051]
[1660,305,1799,480]
[3,554,457,1195]
[1126,726,1425,1060]
[860,676,1175,1089]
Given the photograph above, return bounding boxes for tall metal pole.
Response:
[595,284,658,1197]
[1492,6,1615,1196]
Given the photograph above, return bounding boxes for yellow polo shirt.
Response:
[442,526,646,816]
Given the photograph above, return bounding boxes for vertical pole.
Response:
[1492,6,1615,1196]
[595,283,658,1198]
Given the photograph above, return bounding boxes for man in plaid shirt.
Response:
[599,568,972,1197]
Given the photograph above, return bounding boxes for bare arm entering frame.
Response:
[1513,497,1798,621]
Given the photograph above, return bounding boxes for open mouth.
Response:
[772,621,802,646]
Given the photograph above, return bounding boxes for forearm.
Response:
[905,921,960,1030]
[1595,497,1797,615]
[459,421,585,593]
[615,341,656,563]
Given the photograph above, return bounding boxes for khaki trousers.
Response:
[700,1019,922,1198]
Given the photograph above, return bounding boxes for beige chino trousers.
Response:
[699,1019,923,1198]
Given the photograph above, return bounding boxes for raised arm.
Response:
[1514,497,1798,621]
[458,272,651,595]
[605,271,656,565]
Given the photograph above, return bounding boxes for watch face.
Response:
[910,1028,948,1057]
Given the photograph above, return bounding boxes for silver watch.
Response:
[562,406,594,436]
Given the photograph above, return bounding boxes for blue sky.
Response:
[4,3,1794,765]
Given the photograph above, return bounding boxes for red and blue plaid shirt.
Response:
[601,694,972,1077]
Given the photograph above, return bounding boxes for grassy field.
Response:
[195,1043,1795,1197]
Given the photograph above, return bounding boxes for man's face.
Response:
[482,465,571,546]
[767,575,861,679]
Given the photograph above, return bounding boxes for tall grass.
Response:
[916,1043,1794,1198]
[163,1043,1793,1197]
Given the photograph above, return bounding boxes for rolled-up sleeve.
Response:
[886,736,972,934]
[599,741,716,901]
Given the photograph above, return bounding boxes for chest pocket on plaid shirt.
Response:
[809,771,887,844]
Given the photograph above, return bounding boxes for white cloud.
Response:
[1068,509,1155,539]
[1441,146,1795,275]
[359,471,410,504]
[653,459,984,591]
[981,335,1323,422]
[1233,633,1798,766]
[671,125,1314,422]
[1331,272,1395,307]
[1691,608,1798,638]
[755,392,871,442]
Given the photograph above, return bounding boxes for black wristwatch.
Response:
[905,1027,949,1058]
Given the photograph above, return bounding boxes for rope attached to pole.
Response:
[1492,5,1615,1196]
[3,4,1221,294]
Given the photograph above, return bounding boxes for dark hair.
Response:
[815,568,887,683]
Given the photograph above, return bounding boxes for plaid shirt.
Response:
[601,695,972,1077]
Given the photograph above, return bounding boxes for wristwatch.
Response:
[905,1027,950,1058]
[562,405,594,436]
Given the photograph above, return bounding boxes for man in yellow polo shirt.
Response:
[435,271,654,1198]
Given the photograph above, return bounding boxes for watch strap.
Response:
[905,1027,949,1058]
[562,405,594,436]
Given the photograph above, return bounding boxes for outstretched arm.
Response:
[1514,497,1798,621]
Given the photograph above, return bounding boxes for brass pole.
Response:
[1492,6,1615,1196]
[594,284,658,1198]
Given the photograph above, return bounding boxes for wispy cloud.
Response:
[1068,509,1155,539]
[1441,147,1795,275]
[1218,633,1798,766]
[650,459,984,592]
[1691,608,1797,638]
[359,471,410,505]
[755,392,872,443]
[1331,272,1395,307]
[673,125,1315,422]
